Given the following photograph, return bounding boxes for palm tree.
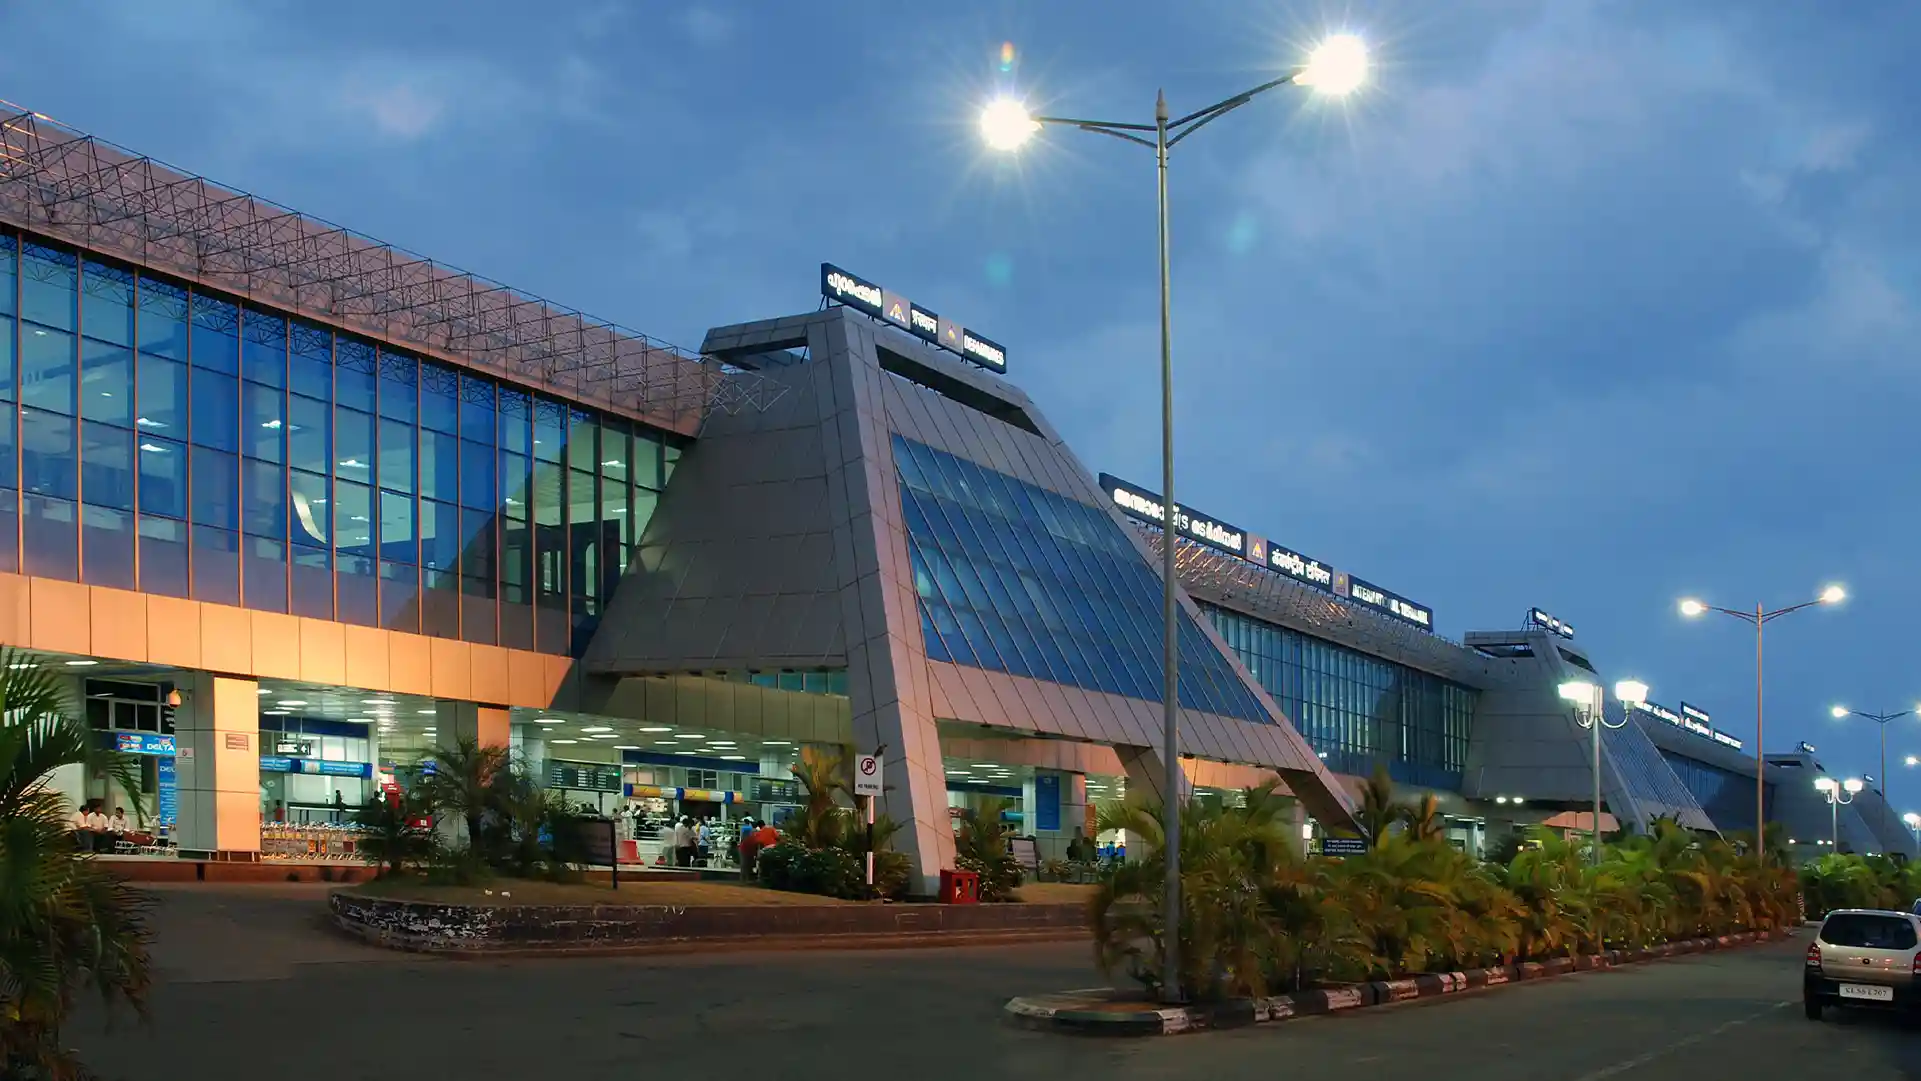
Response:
[352,789,436,879]
[413,737,511,857]
[788,746,850,850]
[1356,764,1400,848]
[0,651,153,1079]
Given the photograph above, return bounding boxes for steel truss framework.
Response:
[0,106,784,434]
[1139,528,1512,690]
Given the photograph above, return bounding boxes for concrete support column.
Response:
[174,672,261,858]
[1116,746,1192,807]
[1290,800,1310,859]
[435,702,511,751]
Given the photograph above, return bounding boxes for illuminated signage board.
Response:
[820,263,1008,374]
[1710,730,1744,751]
[1097,472,1434,633]
[113,732,176,756]
[1342,575,1434,631]
[1528,607,1576,639]
[1679,701,1713,738]
[1099,474,1246,559]
[1635,701,1682,726]
[1637,700,1738,750]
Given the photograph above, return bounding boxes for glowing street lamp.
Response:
[1814,775,1864,849]
[976,33,1368,1005]
[1830,704,1918,796]
[1677,585,1847,861]
[1558,678,1649,863]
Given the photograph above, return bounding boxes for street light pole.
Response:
[1830,706,1917,796]
[977,34,1369,1005]
[1815,775,1863,849]
[1680,586,1846,863]
[1560,679,1644,865]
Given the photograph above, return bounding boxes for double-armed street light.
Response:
[978,34,1369,1003]
[1679,585,1846,861]
[1814,775,1865,850]
[1558,678,1649,864]
[1904,811,1921,844]
[1829,704,1918,797]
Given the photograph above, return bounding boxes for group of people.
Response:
[736,817,779,875]
[658,815,718,868]
[68,800,132,852]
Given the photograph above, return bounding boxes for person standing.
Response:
[673,816,696,868]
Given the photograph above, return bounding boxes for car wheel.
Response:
[1803,997,1822,1021]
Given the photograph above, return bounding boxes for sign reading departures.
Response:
[1098,473,1434,633]
[820,263,1007,374]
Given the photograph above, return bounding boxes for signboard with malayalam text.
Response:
[821,263,1007,374]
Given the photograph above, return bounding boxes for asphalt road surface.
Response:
[66,886,1921,1081]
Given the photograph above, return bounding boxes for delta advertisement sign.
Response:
[820,263,1007,374]
[1098,473,1434,633]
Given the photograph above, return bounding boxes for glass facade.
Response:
[1204,603,1475,787]
[1661,750,1771,830]
[894,435,1270,724]
[0,228,678,656]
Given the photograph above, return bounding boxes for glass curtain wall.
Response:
[1204,602,1475,786]
[0,229,677,656]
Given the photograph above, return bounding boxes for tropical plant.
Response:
[351,790,436,879]
[1355,764,1400,848]
[788,747,850,850]
[0,651,153,1080]
[954,796,1022,901]
[413,737,512,858]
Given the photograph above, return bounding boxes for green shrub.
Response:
[956,853,1023,902]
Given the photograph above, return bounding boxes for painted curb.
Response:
[1004,929,1782,1037]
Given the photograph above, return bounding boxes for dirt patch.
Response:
[1015,883,1099,905]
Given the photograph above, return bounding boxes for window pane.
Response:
[136,354,186,435]
[377,349,416,423]
[421,568,457,639]
[533,460,562,526]
[498,388,530,454]
[459,439,494,509]
[335,479,372,557]
[381,562,420,633]
[22,495,76,580]
[287,394,330,475]
[420,428,457,503]
[21,408,74,498]
[137,437,186,519]
[138,517,189,597]
[189,295,239,374]
[241,309,287,387]
[80,421,134,511]
[79,338,133,426]
[0,401,15,488]
[460,373,494,443]
[500,452,531,515]
[601,475,629,547]
[190,369,238,451]
[335,338,375,403]
[599,422,629,484]
[533,398,564,462]
[0,234,13,317]
[82,505,135,590]
[335,406,373,484]
[136,277,188,360]
[338,553,377,626]
[244,535,288,613]
[242,382,286,463]
[379,489,416,565]
[290,470,329,547]
[660,439,679,487]
[461,572,497,645]
[420,363,458,433]
[290,322,332,400]
[378,418,413,494]
[0,490,17,574]
[244,458,287,540]
[20,242,77,331]
[460,507,496,581]
[0,315,15,400]
[192,448,238,531]
[290,544,332,619]
[20,324,75,414]
[81,260,135,346]
[566,409,598,472]
[421,499,459,572]
[191,525,240,606]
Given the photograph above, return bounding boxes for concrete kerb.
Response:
[1003,929,1784,1037]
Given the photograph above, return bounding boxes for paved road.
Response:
[66,886,1921,1080]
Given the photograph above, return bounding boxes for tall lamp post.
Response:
[1679,585,1846,861]
[979,35,1369,1002]
[1903,811,1920,845]
[1829,705,1917,797]
[1558,678,1648,864]
[1814,775,1864,850]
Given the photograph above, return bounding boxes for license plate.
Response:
[1839,983,1894,1002]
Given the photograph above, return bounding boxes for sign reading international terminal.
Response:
[820,263,1007,374]
[1097,472,1433,633]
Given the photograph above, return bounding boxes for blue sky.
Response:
[4,1,1918,796]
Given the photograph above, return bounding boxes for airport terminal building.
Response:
[2,108,1906,889]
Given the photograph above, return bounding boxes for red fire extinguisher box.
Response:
[938,869,981,904]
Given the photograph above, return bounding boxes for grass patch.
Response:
[345,875,862,908]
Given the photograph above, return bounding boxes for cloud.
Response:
[337,77,446,141]
[680,8,733,47]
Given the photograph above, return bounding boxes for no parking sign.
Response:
[854,754,883,797]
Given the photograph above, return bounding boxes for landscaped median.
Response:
[1005,929,1787,1037]
[329,879,1096,955]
